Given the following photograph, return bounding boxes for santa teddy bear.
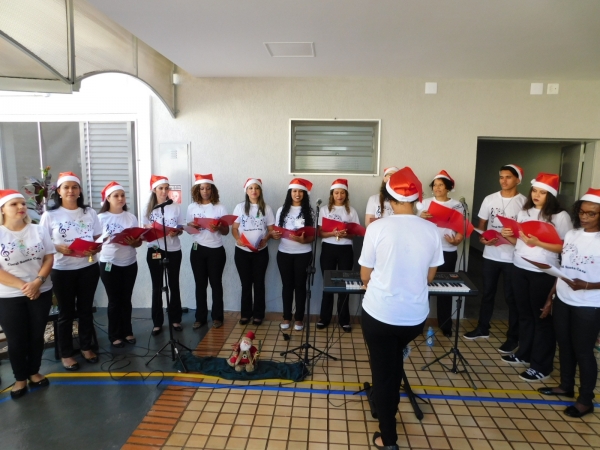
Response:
[228,331,258,372]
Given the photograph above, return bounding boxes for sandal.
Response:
[213,320,223,329]
[372,432,399,450]
[239,318,250,325]
[252,318,263,326]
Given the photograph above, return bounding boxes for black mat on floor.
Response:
[174,353,307,381]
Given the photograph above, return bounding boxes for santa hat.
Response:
[503,164,524,184]
[432,170,455,190]
[531,172,559,197]
[383,166,399,177]
[244,331,255,341]
[244,178,262,191]
[194,174,214,186]
[0,189,24,208]
[386,167,423,203]
[101,181,124,202]
[330,179,348,191]
[288,178,312,193]
[57,171,81,188]
[580,187,600,204]
[150,175,169,190]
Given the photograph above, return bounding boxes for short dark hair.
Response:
[429,177,454,191]
[500,165,519,179]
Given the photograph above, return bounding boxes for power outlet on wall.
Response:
[547,83,559,94]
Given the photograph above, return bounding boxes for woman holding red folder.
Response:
[231,178,275,326]
[316,179,361,332]
[186,174,229,329]
[500,173,572,382]
[420,170,464,337]
[365,166,398,226]
[272,178,315,331]
[142,175,185,336]
[98,182,142,348]
[40,172,102,371]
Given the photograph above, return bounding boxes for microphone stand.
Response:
[146,203,192,371]
[280,201,337,372]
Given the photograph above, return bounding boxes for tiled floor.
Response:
[124,314,600,449]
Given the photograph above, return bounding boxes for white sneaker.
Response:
[294,323,304,331]
[280,322,290,330]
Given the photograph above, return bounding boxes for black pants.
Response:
[512,266,556,374]
[146,249,182,327]
[234,247,269,320]
[0,291,52,381]
[51,264,100,357]
[436,250,458,333]
[477,258,519,342]
[100,262,137,342]
[362,308,425,446]
[319,242,353,326]
[277,251,312,321]
[554,297,600,406]
[190,245,226,323]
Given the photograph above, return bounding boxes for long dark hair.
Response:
[328,189,350,214]
[145,192,158,219]
[244,192,266,216]
[278,189,314,227]
[523,187,564,224]
[48,187,90,212]
[99,199,128,214]
[378,181,388,216]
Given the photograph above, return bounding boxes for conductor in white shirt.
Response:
[359,167,443,450]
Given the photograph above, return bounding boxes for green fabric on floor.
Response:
[174,353,307,381]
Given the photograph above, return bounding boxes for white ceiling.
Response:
[87,0,600,80]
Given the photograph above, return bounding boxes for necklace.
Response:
[500,194,516,216]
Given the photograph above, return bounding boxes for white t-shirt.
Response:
[358,215,444,326]
[557,229,600,307]
[318,205,361,246]
[513,208,572,272]
[477,191,527,263]
[365,194,393,220]
[233,202,275,252]
[40,207,102,270]
[0,224,55,298]
[186,202,229,249]
[421,197,465,252]
[141,203,185,251]
[98,211,139,266]
[275,205,315,254]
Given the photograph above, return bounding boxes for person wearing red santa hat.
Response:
[499,173,572,382]
[186,174,229,329]
[142,175,185,336]
[464,164,526,353]
[0,190,54,398]
[272,178,315,331]
[316,179,361,332]
[365,166,399,226]
[231,178,275,326]
[538,187,600,417]
[420,170,464,338]
[98,182,142,348]
[40,172,102,370]
[359,167,443,450]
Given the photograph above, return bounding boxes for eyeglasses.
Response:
[578,210,599,219]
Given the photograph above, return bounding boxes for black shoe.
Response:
[342,325,352,333]
[498,340,518,354]
[10,386,28,399]
[316,322,328,330]
[442,330,452,338]
[239,318,250,325]
[151,327,162,336]
[81,351,98,363]
[111,340,125,348]
[463,328,489,340]
[213,320,223,329]
[125,337,137,345]
[538,387,575,398]
[62,362,80,371]
[28,377,50,388]
[372,432,399,450]
[564,404,594,418]
[252,318,263,326]
[172,324,183,332]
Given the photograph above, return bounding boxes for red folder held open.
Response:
[321,217,366,237]
[142,222,180,242]
[480,229,513,246]
[240,233,261,252]
[272,225,316,240]
[497,216,562,246]
[426,201,474,237]
[67,238,102,257]
[194,215,238,232]
[109,227,148,246]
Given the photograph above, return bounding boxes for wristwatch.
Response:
[36,275,47,284]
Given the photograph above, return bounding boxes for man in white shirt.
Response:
[463,165,526,354]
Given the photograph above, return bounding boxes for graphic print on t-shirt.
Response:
[562,242,597,267]
[103,222,125,236]
[240,214,264,232]
[488,207,519,229]
[58,219,94,238]
[150,211,178,229]
[1,239,44,262]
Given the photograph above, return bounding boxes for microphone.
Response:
[316,198,322,206]
[153,198,173,210]
[459,196,469,213]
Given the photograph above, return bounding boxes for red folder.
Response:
[182,225,200,235]
[109,227,148,246]
[218,215,238,226]
[240,233,261,252]
[193,215,238,232]
[142,222,179,242]
[497,216,562,246]
[480,229,513,246]
[67,238,102,257]
[426,201,474,237]
[321,217,366,237]
[272,226,316,240]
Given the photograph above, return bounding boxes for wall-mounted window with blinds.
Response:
[290,119,381,175]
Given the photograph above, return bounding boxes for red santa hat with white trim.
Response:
[432,170,455,191]
[330,179,348,191]
[383,166,399,177]
[57,171,81,188]
[194,174,214,186]
[150,175,169,190]
[0,189,24,208]
[386,167,423,203]
[244,178,262,191]
[288,178,312,193]
[101,181,125,202]
[531,172,559,197]
[580,187,600,204]
[503,164,524,184]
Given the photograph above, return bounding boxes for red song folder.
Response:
[321,217,366,237]
[479,229,513,246]
[182,225,200,235]
[67,238,102,257]
[426,201,475,237]
[193,215,238,232]
[272,225,316,240]
[142,222,179,242]
[240,233,261,252]
[109,227,148,246]
[497,216,562,246]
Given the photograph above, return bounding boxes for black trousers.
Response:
[146,248,182,327]
[477,258,519,342]
[319,242,353,326]
[100,262,137,342]
[554,297,600,406]
[436,250,458,333]
[362,308,425,446]
[190,245,226,323]
[51,264,100,357]
[512,266,556,374]
[277,251,312,321]
[234,247,269,320]
[0,290,52,381]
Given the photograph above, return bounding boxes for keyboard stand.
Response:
[421,296,477,390]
